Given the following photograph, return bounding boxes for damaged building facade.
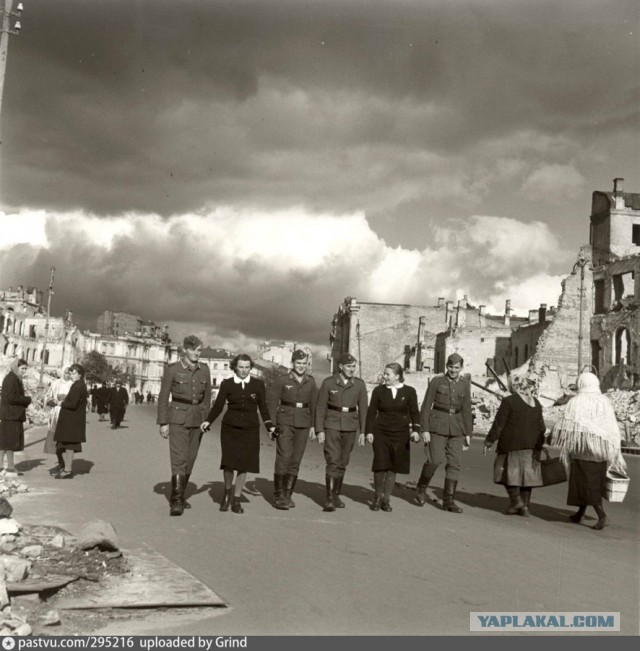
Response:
[590,177,640,387]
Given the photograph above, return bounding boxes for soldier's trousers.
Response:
[274,425,309,475]
[424,432,463,480]
[169,424,204,475]
[323,429,357,479]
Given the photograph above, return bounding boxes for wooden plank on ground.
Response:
[55,545,226,609]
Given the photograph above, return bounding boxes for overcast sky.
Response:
[0,0,638,367]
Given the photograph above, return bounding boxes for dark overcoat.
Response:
[0,371,31,422]
[54,380,88,443]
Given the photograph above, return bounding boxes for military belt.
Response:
[328,405,357,413]
[433,405,461,415]
[172,396,203,405]
[280,400,309,409]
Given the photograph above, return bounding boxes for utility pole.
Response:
[0,0,23,197]
[572,251,592,377]
[38,266,55,388]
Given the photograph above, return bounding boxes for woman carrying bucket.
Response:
[551,372,627,530]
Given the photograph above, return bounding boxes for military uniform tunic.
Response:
[420,373,472,480]
[157,360,212,475]
[267,370,318,476]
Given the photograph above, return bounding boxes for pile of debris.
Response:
[0,471,29,500]
[0,509,128,636]
[604,389,640,447]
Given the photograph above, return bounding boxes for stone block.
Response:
[20,545,43,559]
[0,555,31,582]
[76,520,119,551]
[0,498,12,519]
[0,519,20,535]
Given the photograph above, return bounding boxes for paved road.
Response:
[12,404,640,635]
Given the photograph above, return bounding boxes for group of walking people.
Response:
[91,381,129,428]
[158,336,626,528]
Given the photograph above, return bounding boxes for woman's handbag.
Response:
[539,448,567,486]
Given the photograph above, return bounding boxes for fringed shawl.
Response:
[552,373,622,464]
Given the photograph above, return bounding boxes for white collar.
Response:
[233,375,250,386]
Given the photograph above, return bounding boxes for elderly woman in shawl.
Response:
[551,372,625,530]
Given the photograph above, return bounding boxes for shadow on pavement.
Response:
[72,459,95,476]
[16,458,46,472]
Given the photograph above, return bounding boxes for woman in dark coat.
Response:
[364,363,421,512]
[53,364,88,479]
[0,358,32,473]
[201,354,274,514]
[483,372,546,516]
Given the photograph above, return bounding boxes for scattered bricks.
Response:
[0,555,31,582]
[0,498,12,519]
[19,545,43,560]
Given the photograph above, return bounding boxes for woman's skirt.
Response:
[0,421,25,451]
[372,429,411,474]
[56,441,82,453]
[567,459,606,506]
[493,449,543,487]
[220,424,260,473]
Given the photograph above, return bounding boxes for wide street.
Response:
[11,403,640,636]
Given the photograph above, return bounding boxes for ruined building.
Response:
[590,177,640,386]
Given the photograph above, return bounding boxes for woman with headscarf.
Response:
[53,364,88,479]
[551,371,625,530]
[0,358,32,474]
[483,372,546,517]
[43,367,74,475]
[200,354,274,514]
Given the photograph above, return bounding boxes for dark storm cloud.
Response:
[2,0,637,218]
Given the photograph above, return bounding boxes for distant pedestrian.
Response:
[43,367,74,476]
[201,354,274,514]
[146,391,152,404]
[90,384,99,412]
[551,372,626,530]
[483,372,546,517]
[314,353,368,512]
[413,353,472,513]
[157,335,212,516]
[267,349,318,510]
[109,381,129,429]
[96,382,110,421]
[365,363,421,512]
[0,359,32,474]
[53,364,88,479]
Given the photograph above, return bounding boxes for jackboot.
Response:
[505,486,525,515]
[334,476,346,508]
[518,488,532,517]
[443,478,463,513]
[323,476,336,512]
[169,474,185,516]
[220,489,232,512]
[592,504,608,530]
[284,474,297,508]
[183,473,192,509]
[414,464,436,506]
[273,474,289,510]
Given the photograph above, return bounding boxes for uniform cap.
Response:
[338,353,357,365]
[447,353,464,366]
[291,349,308,362]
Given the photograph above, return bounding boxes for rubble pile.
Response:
[0,472,29,500]
[471,394,502,435]
[604,389,640,447]
[0,518,128,636]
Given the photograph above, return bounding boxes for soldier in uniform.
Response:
[315,352,368,512]
[267,349,318,510]
[157,335,212,516]
[413,352,472,513]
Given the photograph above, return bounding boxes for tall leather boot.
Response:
[219,488,232,512]
[273,474,289,510]
[183,473,192,509]
[443,478,463,513]
[370,471,384,511]
[169,475,185,516]
[505,486,525,514]
[323,476,336,512]
[284,474,297,508]
[518,488,531,517]
[592,504,608,530]
[414,463,436,506]
[334,476,346,508]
